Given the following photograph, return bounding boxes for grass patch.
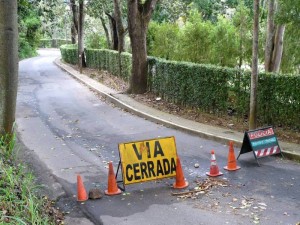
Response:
[0,134,64,224]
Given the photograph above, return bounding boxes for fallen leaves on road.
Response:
[171,178,228,199]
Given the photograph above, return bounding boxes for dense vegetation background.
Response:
[18,0,300,74]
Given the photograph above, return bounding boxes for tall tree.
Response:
[264,0,285,73]
[151,0,189,23]
[114,0,126,52]
[275,0,300,73]
[271,24,285,72]
[100,12,112,49]
[249,0,259,130]
[18,0,42,58]
[127,0,158,94]
[78,0,85,73]
[0,0,19,135]
[106,12,119,50]
[87,0,124,51]
[70,0,79,44]
[264,0,275,71]
[87,0,112,48]
[232,1,252,68]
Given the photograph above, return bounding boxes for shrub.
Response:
[210,16,239,67]
[149,56,300,130]
[18,7,41,59]
[60,44,78,65]
[0,134,60,224]
[175,11,214,64]
[147,22,180,60]
[40,39,72,48]
[85,49,132,81]
[86,33,108,49]
[257,72,300,128]
[149,58,232,114]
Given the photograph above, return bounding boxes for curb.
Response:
[54,58,300,162]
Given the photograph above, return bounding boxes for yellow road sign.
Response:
[118,136,177,185]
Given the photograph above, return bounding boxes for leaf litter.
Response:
[171,178,228,199]
[172,178,270,224]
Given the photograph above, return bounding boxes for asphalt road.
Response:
[16,49,300,225]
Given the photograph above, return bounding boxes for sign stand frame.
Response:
[237,133,261,166]
[237,126,283,166]
[115,160,126,191]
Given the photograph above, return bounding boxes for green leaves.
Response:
[148,22,180,60]
[84,48,132,81]
[86,33,108,49]
[18,0,42,59]
[60,44,78,64]
[147,9,253,69]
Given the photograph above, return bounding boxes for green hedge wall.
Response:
[85,48,132,81]
[60,47,300,130]
[40,39,72,48]
[257,73,300,128]
[60,44,78,65]
[148,59,231,114]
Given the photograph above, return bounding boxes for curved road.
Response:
[16,49,299,225]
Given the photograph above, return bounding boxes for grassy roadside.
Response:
[0,134,64,224]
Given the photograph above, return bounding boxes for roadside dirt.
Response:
[70,65,300,145]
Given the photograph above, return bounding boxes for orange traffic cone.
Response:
[206,150,223,177]
[224,141,241,171]
[105,161,122,196]
[173,157,189,189]
[77,174,88,202]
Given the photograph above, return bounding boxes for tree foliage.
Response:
[18,0,42,59]
[210,16,239,67]
[276,0,300,25]
[232,1,252,67]
[147,8,253,68]
[147,0,300,73]
[151,0,189,23]
[275,0,300,73]
[147,22,180,59]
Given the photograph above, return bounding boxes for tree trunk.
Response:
[264,0,285,73]
[114,0,125,52]
[127,0,158,94]
[78,0,85,73]
[271,25,285,73]
[249,0,260,130]
[129,26,148,93]
[106,13,118,51]
[238,26,243,69]
[70,0,78,43]
[100,16,111,49]
[114,0,126,76]
[71,24,77,44]
[264,0,275,72]
[0,0,18,135]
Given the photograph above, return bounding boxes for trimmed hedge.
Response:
[40,39,72,48]
[85,48,132,81]
[60,46,300,130]
[149,59,231,114]
[257,73,300,128]
[60,44,78,65]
